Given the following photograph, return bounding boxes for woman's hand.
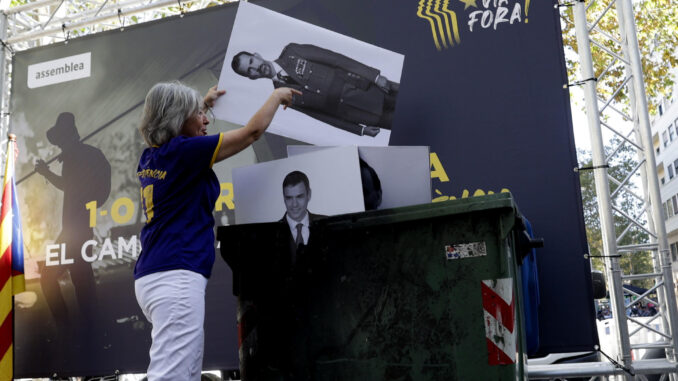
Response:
[204,85,226,109]
[273,87,302,110]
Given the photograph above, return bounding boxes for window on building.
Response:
[670,124,676,141]
[669,200,675,218]
[670,164,675,179]
[672,195,678,213]
[662,177,666,185]
[665,202,670,220]
[664,131,669,147]
[672,243,678,262]
[659,104,664,115]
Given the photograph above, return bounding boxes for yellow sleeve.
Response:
[209,133,224,168]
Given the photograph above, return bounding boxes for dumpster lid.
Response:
[316,192,518,230]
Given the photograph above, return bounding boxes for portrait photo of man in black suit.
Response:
[215,2,404,146]
[280,170,327,257]
[231,43,399,138]
[232,146,366,226]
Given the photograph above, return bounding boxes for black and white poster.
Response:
[287,145,431,210]
[215,2,404,146]
[232,146,365,224]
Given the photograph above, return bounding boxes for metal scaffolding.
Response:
[530,0,678,379]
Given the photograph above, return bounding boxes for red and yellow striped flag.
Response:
[0,134,26,381]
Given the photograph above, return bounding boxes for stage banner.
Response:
[9,0,594,376]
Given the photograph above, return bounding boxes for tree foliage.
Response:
[561,0,678,115]
[578,137,655,288]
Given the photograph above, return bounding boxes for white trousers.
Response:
[135,269,208,381]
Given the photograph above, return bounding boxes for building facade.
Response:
[652,87,678,266]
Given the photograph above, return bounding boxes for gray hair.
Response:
[139,81,202,146]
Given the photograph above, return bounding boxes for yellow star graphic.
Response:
[459,0,478,10]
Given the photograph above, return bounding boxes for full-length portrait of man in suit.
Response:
[244,170,327,380]
[232,43,399,137]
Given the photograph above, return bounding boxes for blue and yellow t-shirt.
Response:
[134,133,223,280]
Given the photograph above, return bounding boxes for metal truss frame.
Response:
[530,0,678,379]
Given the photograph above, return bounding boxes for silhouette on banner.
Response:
[34,112,112,354]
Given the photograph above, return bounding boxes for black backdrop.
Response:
[10,0,595,376]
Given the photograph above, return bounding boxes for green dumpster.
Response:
[218,193,537,381]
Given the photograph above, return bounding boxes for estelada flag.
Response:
[0,134,26,381]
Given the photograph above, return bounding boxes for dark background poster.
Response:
[10,0,594,377]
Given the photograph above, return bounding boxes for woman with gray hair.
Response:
[134,81,300,380]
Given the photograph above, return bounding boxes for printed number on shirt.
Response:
[141,184,154,223]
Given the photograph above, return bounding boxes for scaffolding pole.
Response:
[530,0,678,378]
[574,0,633,378]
